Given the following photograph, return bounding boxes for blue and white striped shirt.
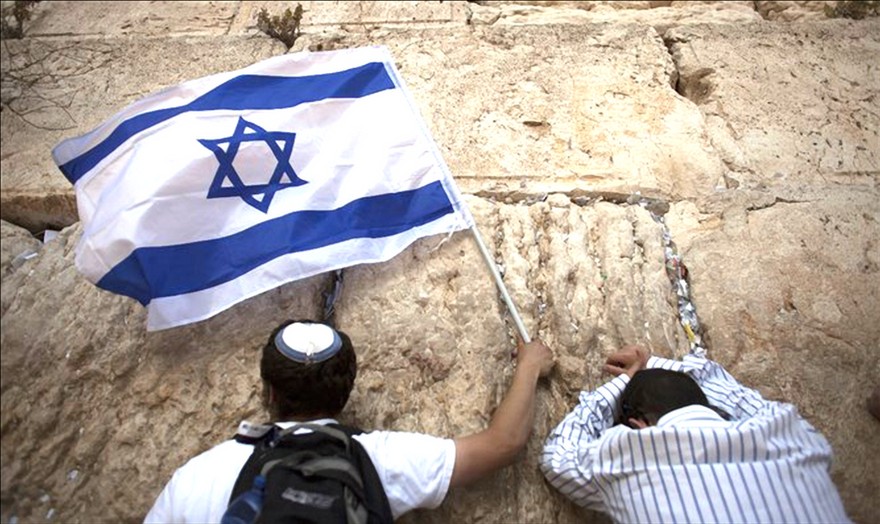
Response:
[541,354,851,523]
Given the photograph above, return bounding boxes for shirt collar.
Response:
[275,418,338,429]
[656,405,727,428]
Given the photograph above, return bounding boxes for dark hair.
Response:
[618,368,711,427]
[260,320,357,420]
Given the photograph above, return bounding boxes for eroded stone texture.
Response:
[755,1,838,21]
[0,221,328,522]
[666,21,880,190]
[230,0,467,33]
[0,220,41,283]
[0,196,688,523]
[472,0,762,34]
[495,0,845,22]
[1,23,726,233]
[480,1,753,10]
[290,25,724,201]
[25,0,239,37]
[665,187,880,524]
[0,36,284,232]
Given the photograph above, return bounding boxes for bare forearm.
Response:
[451,361,543,487]
[450,339,552,488]
[488,360,542,452]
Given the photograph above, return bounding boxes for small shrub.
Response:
[256,4,304,50]
[825,0,880,19]
[0,0,41,39]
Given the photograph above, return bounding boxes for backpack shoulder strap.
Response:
[229,423,285,505]
[232,421,277,445]
[328,424,394,524]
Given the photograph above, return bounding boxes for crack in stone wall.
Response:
[473,189,672,215]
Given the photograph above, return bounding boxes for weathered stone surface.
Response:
[230,0,467,32]
[2,23,728,232]
[472,1,762,33]
[0,196,686,523]
[755,1,838,21]
[484,0,836,21]
[0,35,284,232]
[665,186,880,524]
[667,21,880,190]
[291,25,725,201]
[25,0,239,37]
[0,220,328,523]
[0,220,41,282]
[480,1,753,10]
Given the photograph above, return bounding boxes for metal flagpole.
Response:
[470,226,531,344]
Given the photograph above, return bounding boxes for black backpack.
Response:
[228,422,393,524]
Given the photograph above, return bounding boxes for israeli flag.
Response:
[52,46,474,331]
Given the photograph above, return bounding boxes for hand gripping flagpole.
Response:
[470,226,531,344]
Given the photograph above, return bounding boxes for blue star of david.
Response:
[199,117,306,213]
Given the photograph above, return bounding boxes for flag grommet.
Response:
[274,322,342,364]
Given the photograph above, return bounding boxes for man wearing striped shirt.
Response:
[541,346,851,523]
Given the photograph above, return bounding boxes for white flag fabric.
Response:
[52,46,474,331]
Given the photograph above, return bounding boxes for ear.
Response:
[267,384,277,405]
[628,417,649,430]
[261,381,275,407]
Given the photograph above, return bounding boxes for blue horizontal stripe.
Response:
[60,62,395,184]
[97,181,454,304]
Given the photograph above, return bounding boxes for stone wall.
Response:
[1,1,878,523]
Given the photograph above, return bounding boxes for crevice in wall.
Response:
[660,32,716,105]
[470,189,671,216]
[752,1,773,21]
[745,196,815,213]
[0,193,79,235]
[484,202,520,343]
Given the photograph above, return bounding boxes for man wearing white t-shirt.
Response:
[145,320,554,523]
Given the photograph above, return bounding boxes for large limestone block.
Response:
[666,21,880,189]
[2,23,726,229]
[0,35,285,232]
[0,195,689,523]
[479,1,679,9]
[230,0,468,32]
[666,187,880,523]
[0,221,329,523]
[24,0,239,37]
[473,1,761,33]
[292,25,725,201]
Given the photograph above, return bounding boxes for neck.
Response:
[272,410,338,422]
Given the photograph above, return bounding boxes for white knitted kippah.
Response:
[274,322,342,364]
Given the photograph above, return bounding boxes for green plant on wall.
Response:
[256,4,304,50]
[825,0,880,19]
[0,0,41,39]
